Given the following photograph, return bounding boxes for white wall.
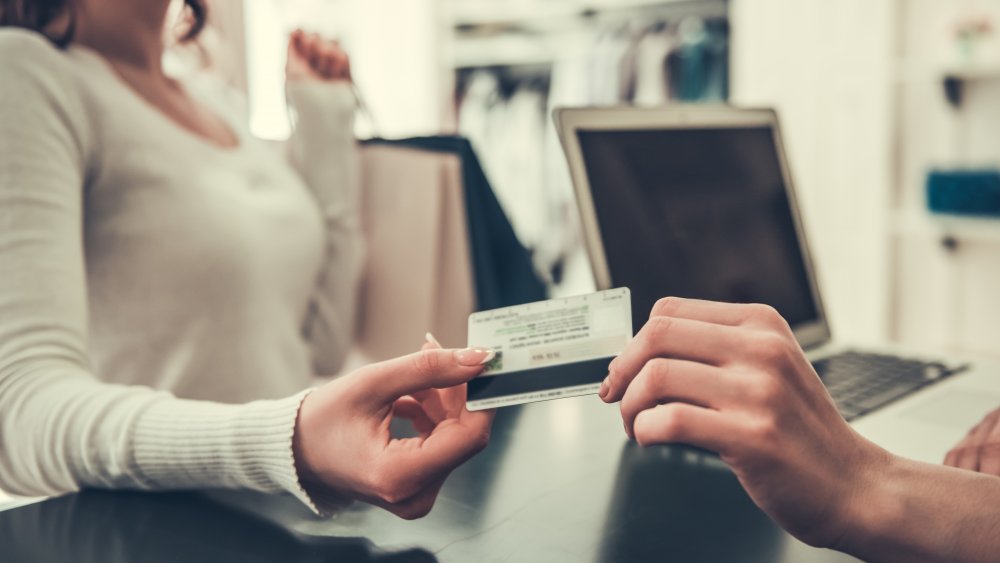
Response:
[346,0,450,138]
[892,0,1000,356]
[730,0,897,343]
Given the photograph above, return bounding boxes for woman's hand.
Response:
[293,341,496,519]
[286,29,352,83]
[599,297,892,548]
[945,407,1000,476]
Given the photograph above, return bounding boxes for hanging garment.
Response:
[633,27,676,106]
[364,137,548,313]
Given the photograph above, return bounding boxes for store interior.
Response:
[182,0,1000,358]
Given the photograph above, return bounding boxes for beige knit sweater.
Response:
[0,29,362,513]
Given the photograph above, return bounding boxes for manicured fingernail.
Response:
[599,376,610,399]
[456,348,495,366]
[425,332,442,348]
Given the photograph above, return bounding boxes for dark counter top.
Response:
[0,395,861,563]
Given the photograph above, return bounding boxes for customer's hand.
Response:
[599,297,892,548]
[286,28,352,83]
[944,407,1000,477]
[293,342,495,519]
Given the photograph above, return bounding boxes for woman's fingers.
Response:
[410,388,449,423]
[632,402,738,453]
[619,359,736,438]
[603,316,748,403]
[373,410,492,504]
[349,348,493,407]
[369,476,449,520]
[321,54,338,78]
[287,29,351,82]
[392,397,436,437]
[411,334,456,422]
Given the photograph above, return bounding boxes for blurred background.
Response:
[192,0,1000,359]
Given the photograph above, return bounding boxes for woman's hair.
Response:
[0,0,207,46]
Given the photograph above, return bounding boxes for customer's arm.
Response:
[0,31,492,519]
[284,32,364,375]
[600,297,1000,563]
[0,33,318,505]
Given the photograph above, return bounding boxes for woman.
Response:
[0,0,494,518]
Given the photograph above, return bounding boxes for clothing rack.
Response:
[452,0,728,70]
[449,0,731,293]
[453,0,728,36]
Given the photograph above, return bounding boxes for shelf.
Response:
[941,64,1000,107]
[893,210,1000,246]
[451,0,728,34]
[450,0,727,70]
[452,35,559,69]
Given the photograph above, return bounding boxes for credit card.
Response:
[466,288,632,411]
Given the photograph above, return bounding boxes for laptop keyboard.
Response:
[813,351,966,421]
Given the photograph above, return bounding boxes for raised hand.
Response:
[286,28,352,83]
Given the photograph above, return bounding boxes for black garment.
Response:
[362,136,548,311]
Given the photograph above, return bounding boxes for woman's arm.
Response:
[1,31,493,519]
[0,31,313,505]
[600,296,1000,563]
[285,32,364,375]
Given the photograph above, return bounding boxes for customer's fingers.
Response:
[632,403,737,454]
[393,398,436,437]
[411,335,456,421]
[619,359,736,438]
[649,297,790,332]
[351,348,492,406]
[289,29,305,53]
[602,317,746,403]
[410,388,449,423]
[376,410,492,503]
[329,51,351,80]
[318,52,335,78]
[368,476,448,521]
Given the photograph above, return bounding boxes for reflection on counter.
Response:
[0,490,437,563]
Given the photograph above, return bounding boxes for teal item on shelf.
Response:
[926,169,1000,217]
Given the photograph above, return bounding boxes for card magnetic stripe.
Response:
[466,356,615,403]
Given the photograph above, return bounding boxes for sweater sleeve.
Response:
[0,30,323,513]
[285,81,364,376]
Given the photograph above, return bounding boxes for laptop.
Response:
[554,105,1000,464]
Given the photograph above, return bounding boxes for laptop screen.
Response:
[576,126,820,334]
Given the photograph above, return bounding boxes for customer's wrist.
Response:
[291,388,323,486]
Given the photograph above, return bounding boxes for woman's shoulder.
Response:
[0,29,96,165]
[0,28,89,104]
[0,28,74,71]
